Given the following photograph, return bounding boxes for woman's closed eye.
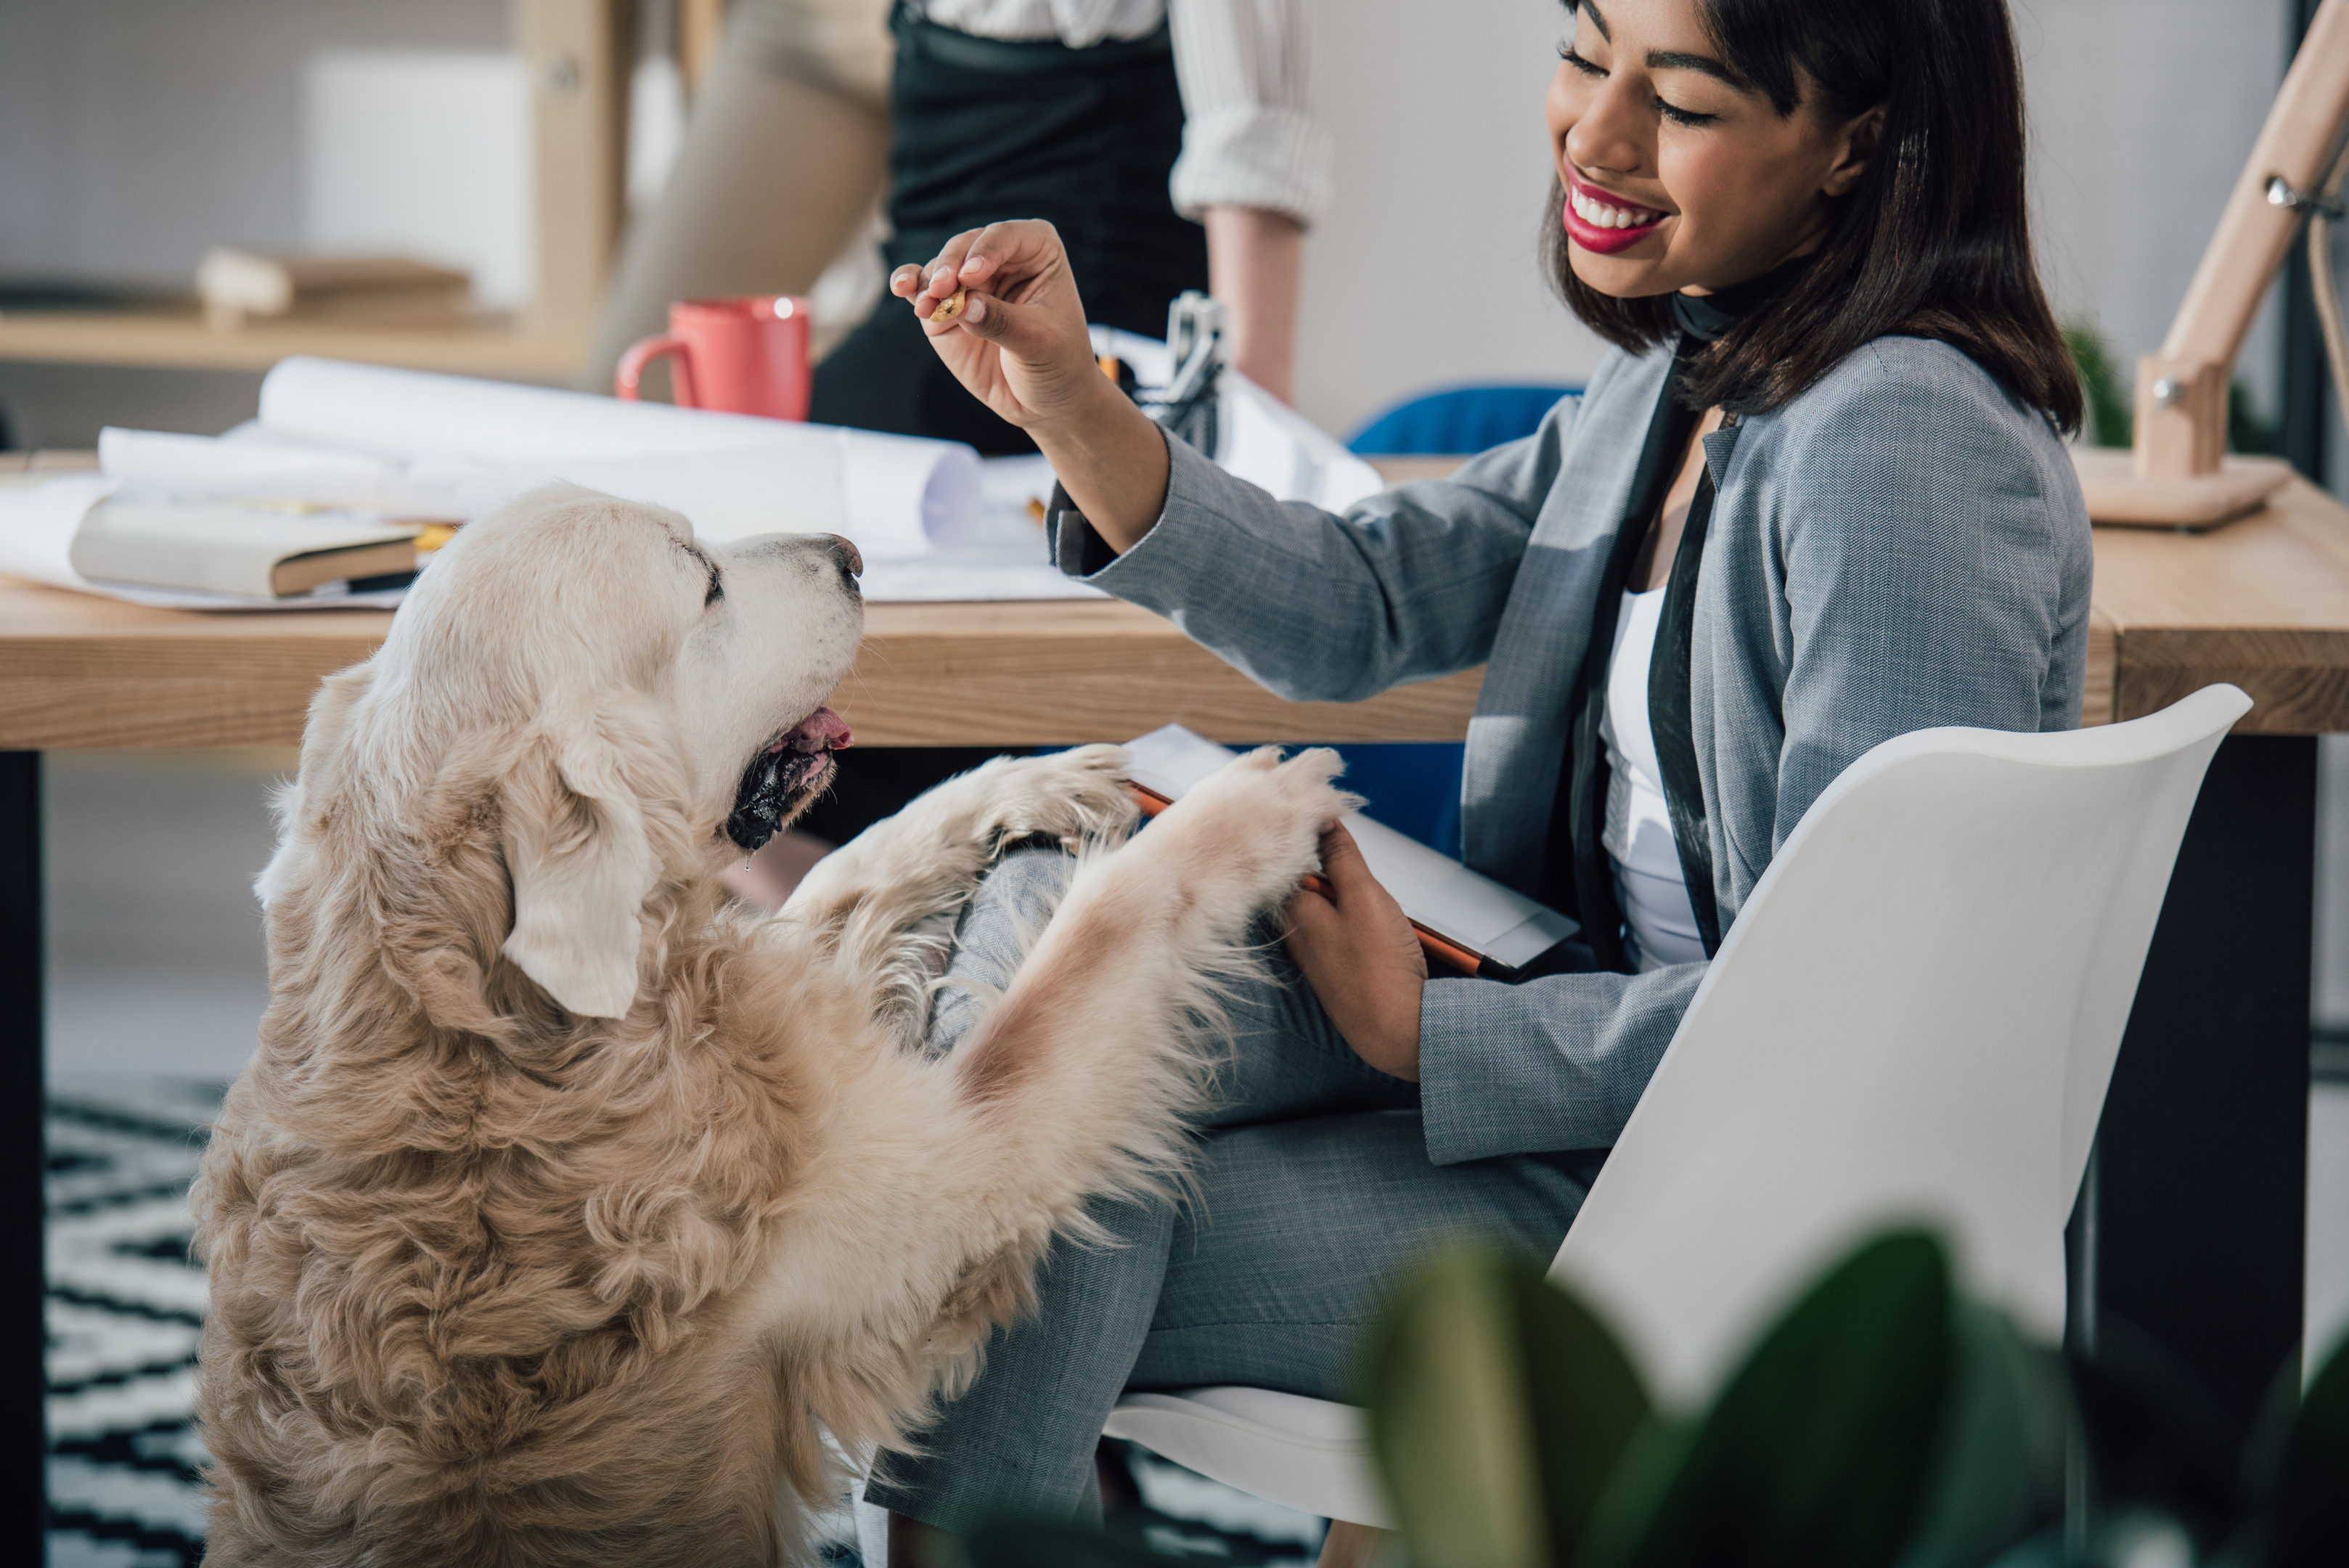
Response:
[1654,94,1720,128]
[1558,43,1721,128]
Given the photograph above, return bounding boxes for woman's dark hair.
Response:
[1547,0,2082,433]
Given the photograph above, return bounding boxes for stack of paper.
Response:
[0,337,1390,611]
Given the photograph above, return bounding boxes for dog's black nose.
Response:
[824,534,863,577]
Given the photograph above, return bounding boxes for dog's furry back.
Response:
[195,667,838,1562]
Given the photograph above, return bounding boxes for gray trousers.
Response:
[862,849,1601,1530]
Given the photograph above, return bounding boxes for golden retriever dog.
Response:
[191,484,1353,1565]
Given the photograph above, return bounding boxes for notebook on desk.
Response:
[67,499,417,599]
[1121,724,1579,979]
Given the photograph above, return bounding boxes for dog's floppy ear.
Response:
[499,711,661,1019]
[256,663,376,910]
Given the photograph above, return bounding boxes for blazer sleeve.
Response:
[1049,399,1580,702]
[1417,964,1705,1164]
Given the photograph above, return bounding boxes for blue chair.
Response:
[1345,383,1582,458]
[1323,383,1581,852]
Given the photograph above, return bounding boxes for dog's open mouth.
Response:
[725,706,853,852]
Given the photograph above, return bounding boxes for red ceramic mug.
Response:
[616,295,812,420]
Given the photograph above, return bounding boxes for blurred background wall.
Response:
[0,0,2307,438]
[0,0,511,290]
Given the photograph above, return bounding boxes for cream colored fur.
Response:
[191,484,1355,1565]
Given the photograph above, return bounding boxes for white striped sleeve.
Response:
[1165,0,1333,226]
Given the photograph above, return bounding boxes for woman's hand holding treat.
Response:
[891,221,1171,553]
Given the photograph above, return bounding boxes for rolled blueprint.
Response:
[226,356,980,556]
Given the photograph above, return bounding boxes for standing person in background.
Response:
[588,0,899,391]
[597,0,1331,881]
[591,0,1326,417]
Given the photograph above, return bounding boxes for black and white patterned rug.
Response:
[44,1077,1323,1567]
[46,1077,218,1568]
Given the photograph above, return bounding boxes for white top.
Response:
[914,0,1331,223]
[1599,588,1709,971]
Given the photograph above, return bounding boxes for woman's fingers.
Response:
[944,290,1061,356]
[1284,879,1338,928]
[904,229,989,311]
[1315,822,1379,899]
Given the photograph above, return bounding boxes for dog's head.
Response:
[260,483,864,1020]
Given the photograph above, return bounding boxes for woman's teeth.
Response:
[1572,189,1662,229]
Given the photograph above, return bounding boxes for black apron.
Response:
[808,6,1210,455]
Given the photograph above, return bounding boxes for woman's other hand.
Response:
[1283,821,1426,1082]
[890,221,1103,432]
[890,219,1170,552]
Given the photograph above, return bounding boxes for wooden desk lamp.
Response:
[2075,0,2349,529]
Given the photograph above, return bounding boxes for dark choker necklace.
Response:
[1669,254,1813,343]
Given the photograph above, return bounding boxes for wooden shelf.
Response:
[0,309,586,381]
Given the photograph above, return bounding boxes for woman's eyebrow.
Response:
[1578,1,1611,42]
[1648,49,1745,88]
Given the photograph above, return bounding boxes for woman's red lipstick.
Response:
[1563,176,1669,255]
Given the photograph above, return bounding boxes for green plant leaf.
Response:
[1361,1246,1651,1568]
[1519,1251,1656,1556]
[2064,321,2133,449]
[1581,1228,1957,1568]
[1891,1302,2070,1568]
[2262,1328,2349,1567]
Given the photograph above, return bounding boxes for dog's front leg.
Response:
[936,747,1352,1205]
[779,746,1137,987]
[761,748,1354,1455]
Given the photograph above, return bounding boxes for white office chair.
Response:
[1104,683,2252,1548]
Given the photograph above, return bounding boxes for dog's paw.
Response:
[964,744,1140,854]
[1139,747,1363,912]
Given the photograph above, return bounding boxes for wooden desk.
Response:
[0,309,584,383]
[0,584,1486,751]
[12,454,2349,747]
[2086,473,2349,730]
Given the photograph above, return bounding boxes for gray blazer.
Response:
[1051,335,2093,1164]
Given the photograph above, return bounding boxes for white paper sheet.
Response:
[857,550,1108,603]
[97,428,412,513]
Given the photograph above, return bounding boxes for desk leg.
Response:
[2070,734,2313,1453]
[1,751,44,1553]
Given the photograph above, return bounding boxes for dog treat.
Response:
[930,287,968,324]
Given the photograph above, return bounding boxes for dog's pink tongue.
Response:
[783,706,853,754]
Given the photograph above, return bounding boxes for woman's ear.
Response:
[1821,103,1887,199]
[499,713,661,1020]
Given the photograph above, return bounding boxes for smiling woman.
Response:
[1545,0,2083,428]
[862,0,2096,1551]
